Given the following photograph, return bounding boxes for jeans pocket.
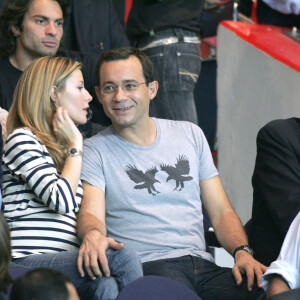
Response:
[172,50,201,92]
[146,50,164,84]
[145,44,201,93]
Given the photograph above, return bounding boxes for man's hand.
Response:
[77,229,124,280]
[232,250,268,291]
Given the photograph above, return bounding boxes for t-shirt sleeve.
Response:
[81,138,106,192]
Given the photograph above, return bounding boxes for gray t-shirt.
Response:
[81,118,218,263]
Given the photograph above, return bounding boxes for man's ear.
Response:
[11,25,21,37]
[148,81,158,101]
[95,86,103,104]
[50,86,59,104]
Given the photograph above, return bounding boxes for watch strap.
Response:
[232,245,254,258]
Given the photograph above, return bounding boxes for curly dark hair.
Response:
[0,0,69,57]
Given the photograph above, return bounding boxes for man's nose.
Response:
[114,85,127,100]
[45,22,57,36]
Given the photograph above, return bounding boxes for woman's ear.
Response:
[50,86,59,104]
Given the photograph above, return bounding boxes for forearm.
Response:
[202,177,266,290]
[77,212,106,241]
[200,176,248,254]
[266,275,290,299]
[213,209,248,255]
[61,154,82,196]
[53,106,83,196]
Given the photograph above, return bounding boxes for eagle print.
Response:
[125,165,160,195]
[160,155,193,191]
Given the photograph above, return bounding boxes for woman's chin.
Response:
[73,117,87,126]
[78,119,87,125]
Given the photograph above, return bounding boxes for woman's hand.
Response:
[53,106,83,196]
[52,106,83,148]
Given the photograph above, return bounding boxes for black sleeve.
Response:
[252,120,300,236]
[108,0,130,49]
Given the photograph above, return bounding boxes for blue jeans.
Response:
[141,28,201,125]
[13,248,143,300]
[143,255,264,300]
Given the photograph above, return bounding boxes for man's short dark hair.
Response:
[0,0,69,57]
[10,268,72,300]
[95,47,155,86]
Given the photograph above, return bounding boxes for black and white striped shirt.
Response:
[2,128,82,259]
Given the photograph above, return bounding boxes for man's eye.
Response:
[124,83,137,90]
[103,85,115,92]
[55,21,64,27]
[36,19,45,24]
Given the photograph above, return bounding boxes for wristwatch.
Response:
[65,148,82,157]
[232,245,254,258]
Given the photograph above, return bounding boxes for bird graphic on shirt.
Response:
[160,155,193,191]
[125,165,160,195]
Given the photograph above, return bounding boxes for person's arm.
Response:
[253,121,300,239]
[52,107,83,196]
[76,182,124,280]
[266,275,290,299]
[201,176,267,291]
[262,211,300,297]
[3,108,82,214]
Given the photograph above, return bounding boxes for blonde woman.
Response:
[1,57,142,300]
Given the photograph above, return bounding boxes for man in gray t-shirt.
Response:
[81,117,217,264]
[77,47,267,300]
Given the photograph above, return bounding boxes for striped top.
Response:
[2,128,82,259]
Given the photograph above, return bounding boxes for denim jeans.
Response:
[141,28,201,125]
[13,248,143,300]
[143,255,264,300]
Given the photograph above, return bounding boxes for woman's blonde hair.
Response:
[7,56,82,171]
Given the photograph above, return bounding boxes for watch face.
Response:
[67,148,82,157]
[70,148,78,155]
[243,246,254,255]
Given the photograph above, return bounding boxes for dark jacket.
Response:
[63,0,129,57]
[251,118,300,266]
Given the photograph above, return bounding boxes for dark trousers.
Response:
[143,255,264,300]
[270,287,300,300]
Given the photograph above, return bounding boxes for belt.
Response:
[139,36,201,51]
